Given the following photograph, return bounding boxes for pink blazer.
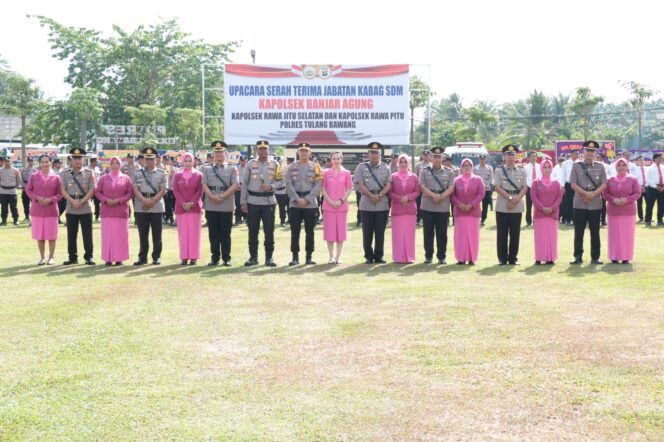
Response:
[25,172,62,218]
[95,173,134,219]
[451,175,485,218]
[322,168,353,213]
[173,171,203,214]
[530,179,564,219]
[603,176,641,216]
[389,172,420,216]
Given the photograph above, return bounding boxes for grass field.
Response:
[1,198,663,441]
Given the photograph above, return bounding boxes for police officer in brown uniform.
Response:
[569,140,608,265]
[133,147,167,265]
[419,146,455,264]
[202,141,239,266]
[60,147,96,265]
[493,144,528,265]
[20,156,35,223]
[473,154,494,226]
[285,142,323,265]
[0,156,21,225]
[240,140,283,267]
[353,141,392,264]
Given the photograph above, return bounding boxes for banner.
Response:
[224,64,410,145]
[555,140,616,159]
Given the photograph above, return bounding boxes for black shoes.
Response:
[569,258,583,265]
[438,259,447,265]
[289,254,299,266]
[133,259,147,266]
[423,258,432,264]
[223,261,232,267]
[265,258,277,267]
[508,260,520,266]
[374,258,386,264]
[85,260,96,265]
[244,258,258,267]
[208,260,219,266]
[63,259,78,265]
[152,259,161,265]
[535,261,542,265]
[365,259,373,264]
[591,259,603,265]
[305,256,316,265]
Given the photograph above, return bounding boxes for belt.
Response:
[275,186,286,191]
[0,185,17,189]
[430,189,445,194]
[141,192,156,198]
[369,189,381,195]
[71,195,84,200]
[296,191,310,197]
[208,186,228,192]
[505,190,520,195]
[249,190,274,197]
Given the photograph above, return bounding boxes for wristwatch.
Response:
[508,196,514,201]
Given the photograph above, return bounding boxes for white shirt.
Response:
[646,163,664,188]
[608,161,638,178]
[523,162,543,187]
[561,158,580,183]
[552,164,564,183]
[635,165,648,186]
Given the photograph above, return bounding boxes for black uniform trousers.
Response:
[66,213,93,261]
[645,187,664,224]
[289,207,317,256]
[416,195,423,223]
[422,210,449,260]
[247,203,275,259]
[573,208,601,260]
[206,210,233,263]
[276,194,289,224]
[361,210,388,261]
[21,190,30,219]
[164,190,175,223]
[234,190,245,223]
[355,191,362,224]
[481,190,492,223]
[562,183,574,223]
[93,196,101,220]
[637,192,645,221]
[135,212,163,261]
[525,190,533,225]
[496,211,522,263]
[0,194,18,222]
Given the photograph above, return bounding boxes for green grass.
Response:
[1,198,664,440]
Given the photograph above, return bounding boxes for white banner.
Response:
[224,64,410,145]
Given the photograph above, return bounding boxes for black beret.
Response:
[582,140,599,150]
[367,141,383,150]
[502,144,520,154]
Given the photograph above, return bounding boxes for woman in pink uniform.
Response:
[26,155,62,265]
[603,157,641,264]
[530,158,564,265]
[173,153,203,265]
[321,150,353,264]
[388,154,420,263]
[450,158,485,265]
[96,157,134,266]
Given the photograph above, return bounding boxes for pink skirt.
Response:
[533,217,558,262]
[391,214,416,263]
[323,210,348,242]
[31,216,58,241]
[454,216,480,263]
[607,214,635,261]
[177,212,201,260]
[101,217,129,262]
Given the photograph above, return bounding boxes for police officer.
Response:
[0,156,21,226]
[20,156,35,223]
[473,153,494,226]
[60,147,96,265]
[353,141,392,264]
[133,147,167,265]
[88,156,102,221]
[240,140,283,267]
[234,155,248,225]
[569,141,608,265]
[414,150,432,226]
[419,146,455,264]
[202,141,239,266]
[494,144,528,265]
[274,156,290,227]
[285,142,323,265]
